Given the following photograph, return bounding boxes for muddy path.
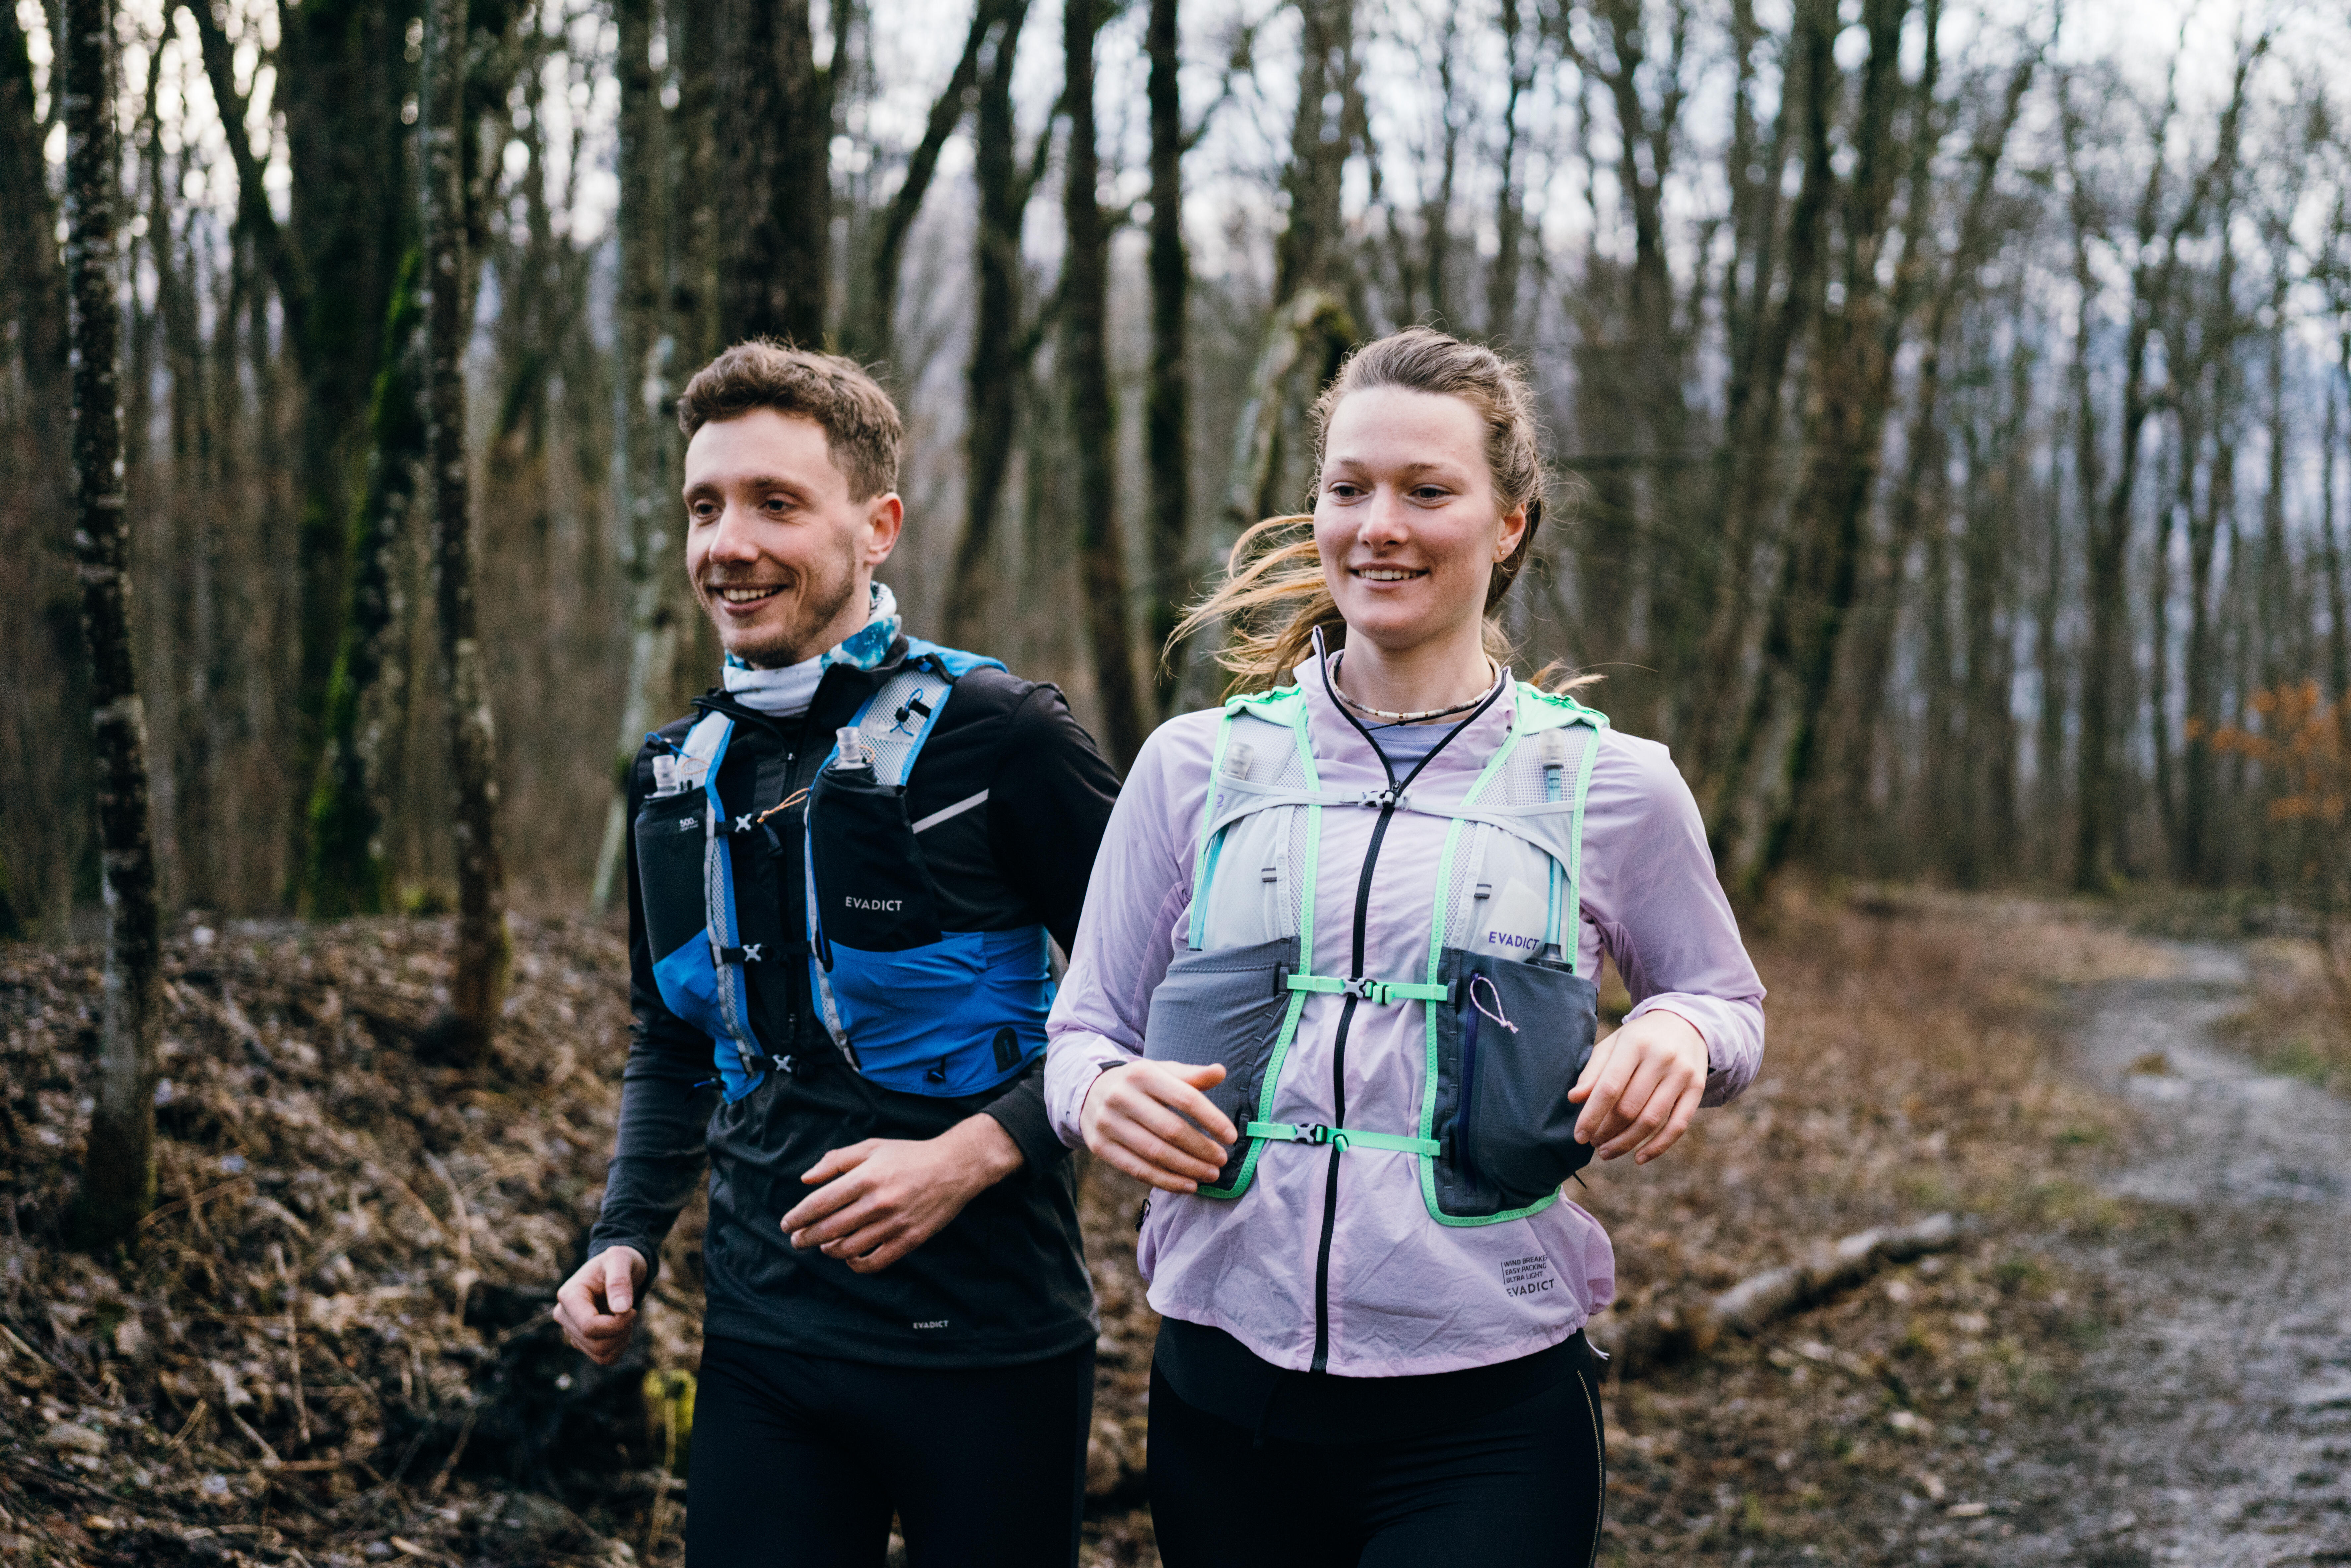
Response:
[1946,944,2351,1566]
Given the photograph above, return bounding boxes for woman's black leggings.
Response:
[1146,1355,1607,1568]
[685,1335,1094,1567]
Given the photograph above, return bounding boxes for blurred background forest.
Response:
[7,0,2351,939]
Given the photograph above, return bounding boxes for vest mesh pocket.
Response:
[1430,947,1599,1217]
[1142,936,1300,1194]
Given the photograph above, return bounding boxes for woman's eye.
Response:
[1328,482,1363,500]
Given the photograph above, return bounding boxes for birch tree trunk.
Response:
[64,0,164,1247]
[424,0,510,1059]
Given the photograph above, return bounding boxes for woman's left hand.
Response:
[1568,1009,1709,1164]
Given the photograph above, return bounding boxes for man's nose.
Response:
[704,501,763,563]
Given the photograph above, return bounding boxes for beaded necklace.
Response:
[1328,649,1503,725]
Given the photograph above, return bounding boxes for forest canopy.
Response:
[5,0,2350,937]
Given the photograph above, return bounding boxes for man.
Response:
[554,342,1121,1565]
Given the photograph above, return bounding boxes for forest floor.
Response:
[0,895,2336,1565]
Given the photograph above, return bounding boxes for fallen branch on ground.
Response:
[1594,1212,1968,1376]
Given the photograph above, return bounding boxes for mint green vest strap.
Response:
[1245,1121,1443,1157]
[1284,973,1452,1006]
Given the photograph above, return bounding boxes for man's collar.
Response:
[719,582,903,716]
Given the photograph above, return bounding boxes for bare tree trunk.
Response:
[594,0,684,910]
[715,0,830,344]
[845,5,987,365]
[1172,0,1357,704]
[2035,461,2069,876]
[304,258,426,917]
[1711,0,1913,893]
[1686,0,1835,813]
[1062,0,1143,765]
[424,0,509,1059]
[1144,0,1190,707]
[2326,339,2349,705]
[64,0,163,1247]
[1486,0,1535,347]
[944,0,1039,647]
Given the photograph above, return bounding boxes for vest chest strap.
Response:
[1246,1121,1443,1157]
[1285,973,1453,1006]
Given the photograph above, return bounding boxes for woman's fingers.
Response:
[1632,1080,1703,1164]
[1595,1051,1675,1159]
[1571,1033,1633,1143]
[1101,1110,1225,1184]
[1093,1133,1207,1194]
[1110,1082,1230,1167]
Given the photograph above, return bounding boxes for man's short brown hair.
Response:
[675,341,902,501]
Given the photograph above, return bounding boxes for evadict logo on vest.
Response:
[844,895,905,913]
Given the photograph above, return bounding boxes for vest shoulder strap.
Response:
[841,641,1005,788]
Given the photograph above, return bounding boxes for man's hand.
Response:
[1078,1061,1234,1193]
[1569,1010,1709,1165]
[554,1246,647,1366]
[781,1115,1024,1275]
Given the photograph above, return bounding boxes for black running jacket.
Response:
[586,639,1121,1367]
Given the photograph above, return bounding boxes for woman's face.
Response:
[1313,386,1525,658]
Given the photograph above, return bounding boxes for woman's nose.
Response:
[1355,488,1411,547]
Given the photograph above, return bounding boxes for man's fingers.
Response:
[602,1252,638,1315]
[1172,1062,1228,1091]
[800,1141,874,1186]
[780,1171,870,1235]
[790,1192,884,1250]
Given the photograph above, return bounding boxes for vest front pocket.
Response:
[1141,936,1300,1194]
[808,766,945,952]
[1430,948,1598,1219]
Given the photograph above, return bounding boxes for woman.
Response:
[1044,328,1764,1566]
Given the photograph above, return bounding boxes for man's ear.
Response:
[864,493,904,565]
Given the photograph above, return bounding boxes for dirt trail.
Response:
[1967,943,2351,1566]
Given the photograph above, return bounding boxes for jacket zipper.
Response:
[1311,795,1396,1373]
[1302,630,1507,1375]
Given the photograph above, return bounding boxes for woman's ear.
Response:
[1494,502,1529,562]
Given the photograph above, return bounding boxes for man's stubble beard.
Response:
[709,538,864,668]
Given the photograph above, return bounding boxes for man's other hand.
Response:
[782,1116,1024,1275]
[555,1246,647,1366]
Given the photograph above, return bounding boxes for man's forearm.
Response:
[979,1065,1066,1172]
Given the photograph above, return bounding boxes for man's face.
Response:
[681,409,903,668]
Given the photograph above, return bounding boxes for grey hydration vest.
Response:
[1141,680,1608,1223]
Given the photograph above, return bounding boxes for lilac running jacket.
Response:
[1044,662,1766,1377]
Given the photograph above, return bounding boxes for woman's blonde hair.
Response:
[1170,327,1565,697]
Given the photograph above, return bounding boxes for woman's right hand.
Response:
[1079,1061,1236,1193]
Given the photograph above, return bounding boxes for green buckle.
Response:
[1284,973,1453,1006]
[1244,1121,1443,1157]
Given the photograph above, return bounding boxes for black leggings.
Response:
[685,1335,1094,1567]
[1146,1355,1607,1568]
